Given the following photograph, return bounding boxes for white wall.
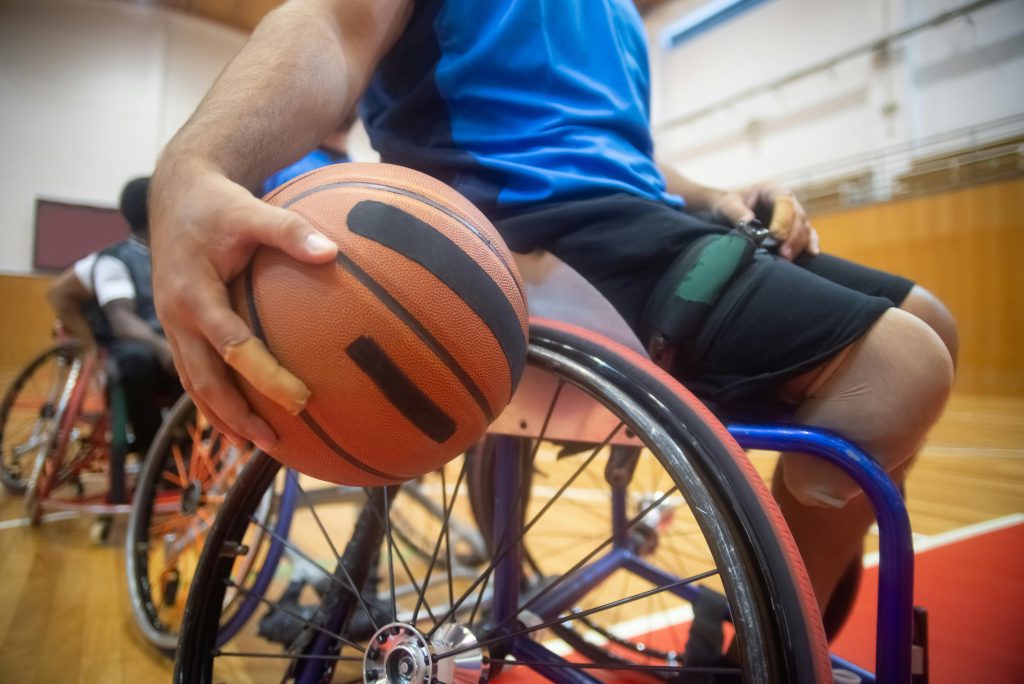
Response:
[0,0,247,274]
[646,0,1024,187]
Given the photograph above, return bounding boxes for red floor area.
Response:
[497,520,1024,683]
[831,521,1024,683]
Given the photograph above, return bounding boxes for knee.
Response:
[782,308,953,507]
[900,285,958,366]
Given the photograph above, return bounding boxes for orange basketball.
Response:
[229,163,529,486]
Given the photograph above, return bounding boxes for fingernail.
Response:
[251,422,278,454]
[305,233,336,255]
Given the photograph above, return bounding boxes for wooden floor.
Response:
[0,393,1021,683]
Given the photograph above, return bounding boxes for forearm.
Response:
[109,314,171,357]
[48,296,95,347]
[657,160,727,212]
[159,2,368,192]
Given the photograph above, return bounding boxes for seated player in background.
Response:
[147,0,957,652]
[48,177,181,462]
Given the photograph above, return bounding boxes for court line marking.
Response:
[863,512,1024,567]
[0,510,80,531]
[541,513,1024,655]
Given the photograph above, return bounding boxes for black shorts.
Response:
[494,193,915,413]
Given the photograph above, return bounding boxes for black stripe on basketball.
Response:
[281,180,527,327]
[244,264,267,342]
[346,199,526,390]
[334,251,495,421]
[244,266,403,482]
[298,411,402,482]
[346,335,456,444]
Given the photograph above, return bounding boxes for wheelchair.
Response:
[126,395,489,654]
[171,252,923,683]
[0,335,183,542]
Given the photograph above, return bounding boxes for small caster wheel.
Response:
[89,515,113,545]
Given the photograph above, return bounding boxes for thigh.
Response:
[687,252,896,413]
[792,252,914,306]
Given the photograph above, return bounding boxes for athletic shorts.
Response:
[493,193,915,414]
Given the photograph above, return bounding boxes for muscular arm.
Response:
[47,269,96,348]
[150,0,412,449]
[158,0,410,191]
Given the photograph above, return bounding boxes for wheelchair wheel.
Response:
[23,347,109,524]
[174,322,830,684]
[126,394,287,652]
[0,342,81,493]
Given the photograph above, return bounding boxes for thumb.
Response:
[768,195,796,240]
[247,203,338,264]
[713,194,755,227]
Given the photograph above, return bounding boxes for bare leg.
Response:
[774,309,953,611]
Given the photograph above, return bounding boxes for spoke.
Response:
[439,569,719,661]
[466,562,491,630]
[505,486,680,628]
[213,650,363,662]
[383,486,398,622]
[442,468,455,616]
[172,443,188,486]
[428,419,621,640]
[247,514,381,633]
[361,486,439,626]
[291,471,343,561]
[411,457,468,626]
[223,578,366,653]
[161,469,185,489]
[487,659,740,676]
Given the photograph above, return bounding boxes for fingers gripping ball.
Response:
[229,163,529,486]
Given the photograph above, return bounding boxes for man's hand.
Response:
[739,182,820,261]
[150,159,338,451]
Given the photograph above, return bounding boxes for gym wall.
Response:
[646,0,1024,187]
[0,0,247,275]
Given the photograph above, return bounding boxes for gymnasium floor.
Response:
[0,393,1021,683]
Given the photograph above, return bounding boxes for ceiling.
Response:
[132,0,674,33]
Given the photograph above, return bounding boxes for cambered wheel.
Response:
[173,323,829,684]
[0,342,81,494]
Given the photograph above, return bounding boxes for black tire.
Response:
[174,324,829,683]
[126,393,265,653]
[1,342,81,493]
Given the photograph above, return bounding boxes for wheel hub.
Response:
[364,622,488,684]
[180,479,202,515]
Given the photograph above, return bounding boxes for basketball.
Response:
[228,162,529,486]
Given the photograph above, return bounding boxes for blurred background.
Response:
[0,0,1021,681]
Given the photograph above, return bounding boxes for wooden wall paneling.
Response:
[0,274,55,379]
[811,177,1024,396]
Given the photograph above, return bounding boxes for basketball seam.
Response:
[281,180,528,317]
[345,199,525,401]
[244,260,405,482]
[334,249,496,422]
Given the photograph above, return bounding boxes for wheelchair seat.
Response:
[511,250,647,357]
[490,251,646,446]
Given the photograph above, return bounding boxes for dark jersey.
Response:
[91,239,162,342]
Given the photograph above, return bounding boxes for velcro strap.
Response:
[640,231,756,373]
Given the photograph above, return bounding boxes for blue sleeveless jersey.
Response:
[360,0,682,216]
[263,148,351,195]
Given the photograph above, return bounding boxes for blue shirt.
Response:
[360,0,681,216]
[263,148,351,194]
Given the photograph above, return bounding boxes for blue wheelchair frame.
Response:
[482,426,913,684]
